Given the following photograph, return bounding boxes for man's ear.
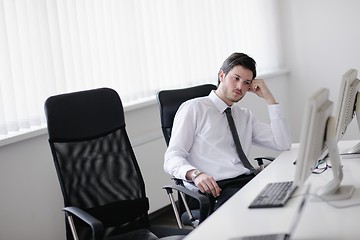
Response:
[218,70,225,82]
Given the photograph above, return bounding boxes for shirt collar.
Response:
[209,90,231,113]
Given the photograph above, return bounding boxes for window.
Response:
[0,0,282,135]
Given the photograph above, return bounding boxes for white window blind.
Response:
[0,0,282,135]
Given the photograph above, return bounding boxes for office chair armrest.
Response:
[254,156,275,170]
[171,177,185,186]
[63,206,104,240]
[254,156,275,161]
[163,184,210,224]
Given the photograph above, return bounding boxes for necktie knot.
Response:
[225,107,231,115]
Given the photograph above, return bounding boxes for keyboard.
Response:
[248,181,294,208]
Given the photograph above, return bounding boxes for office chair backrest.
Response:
[45,88,150,238]
[157,84,217,145]
[156,84,217,227]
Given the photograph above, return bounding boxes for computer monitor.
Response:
[295,88,354,201]
[334,68,360,154]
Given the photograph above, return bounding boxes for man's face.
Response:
[218,65,253,105]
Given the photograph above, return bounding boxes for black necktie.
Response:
[224,107,255,173]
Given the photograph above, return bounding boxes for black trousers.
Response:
[211,173,255,211]
[186,173,255,213]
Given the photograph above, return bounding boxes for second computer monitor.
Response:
[295,88,354,201]
[334,68,360,153]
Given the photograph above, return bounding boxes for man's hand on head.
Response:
[249,79,277,105]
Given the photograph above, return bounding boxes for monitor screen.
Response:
[295,88,354,201]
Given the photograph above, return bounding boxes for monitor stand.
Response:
[316,117,355,202]
[340,96,360,156]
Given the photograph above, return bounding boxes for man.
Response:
[164,52,292,210]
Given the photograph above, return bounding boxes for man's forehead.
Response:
[229,67,254,80]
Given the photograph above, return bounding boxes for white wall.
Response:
[281,0,360,141]
[0,134,63,240]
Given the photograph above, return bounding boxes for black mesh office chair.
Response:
[44,88,192,240]
[157,84,275,228]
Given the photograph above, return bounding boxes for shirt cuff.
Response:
[177,165,197,181]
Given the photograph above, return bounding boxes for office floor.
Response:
[150,206,193,229]
[150,208,178,227]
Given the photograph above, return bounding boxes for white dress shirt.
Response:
[164,90,292,186]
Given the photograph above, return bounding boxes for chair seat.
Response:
[107,229,158,240]
[107,228,189,240]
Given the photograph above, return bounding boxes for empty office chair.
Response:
[157,84,275,227]
[45,88,192,240]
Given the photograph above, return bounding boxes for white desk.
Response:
[184,140,360,240]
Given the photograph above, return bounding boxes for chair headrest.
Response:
[45,88,124,141]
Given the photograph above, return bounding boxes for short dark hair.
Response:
[218,53,256,85]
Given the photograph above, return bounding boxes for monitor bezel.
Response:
[294,88,333,188]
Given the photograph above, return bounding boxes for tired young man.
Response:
[164,52,292,210]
